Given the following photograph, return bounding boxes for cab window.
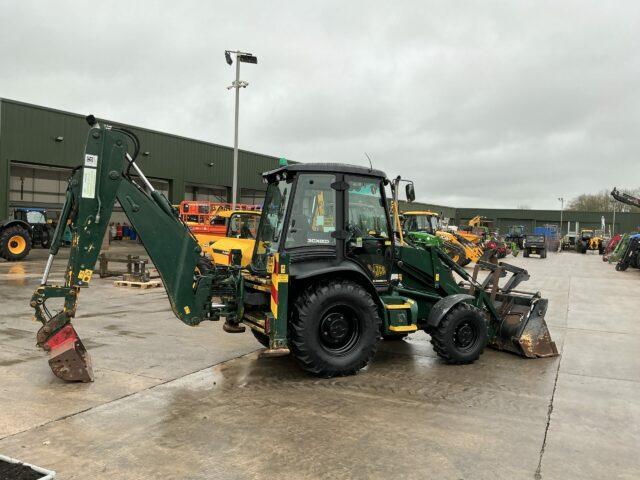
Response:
[285,174,336,249]
[347,177,388,239]
[26,211,46,224]
[228,213,259,239]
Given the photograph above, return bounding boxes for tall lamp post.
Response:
[558,197,564,252]
[225,50,258,210]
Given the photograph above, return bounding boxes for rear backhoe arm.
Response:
[31,119,238,382]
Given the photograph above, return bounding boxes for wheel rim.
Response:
[453,320,479,352]
[318,307,360,355]
[8,235,26,255]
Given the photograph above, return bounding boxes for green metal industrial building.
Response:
[0,98,281,222]
[1,98,639,235]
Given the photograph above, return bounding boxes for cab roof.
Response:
[216,210,261,218]
[403,210,439,216]
[263,163,387,180]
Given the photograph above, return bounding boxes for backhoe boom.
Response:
[31,119,236,382]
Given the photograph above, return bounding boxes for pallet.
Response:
[113,279,162,290]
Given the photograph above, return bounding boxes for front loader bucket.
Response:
[43,324,94,382]
[489,297,558,358]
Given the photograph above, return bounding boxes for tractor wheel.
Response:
[290,279,381,377]
[429,303,488,364]
[251,329,270,348]
[40,229,51,249]
[0,226,31,261]
[598,245,605,255]
[581,242,587,254]
[541,249,547,259]
[616,262,628,272]
[524,250,529,258]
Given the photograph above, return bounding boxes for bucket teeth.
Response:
[44,324,94,382]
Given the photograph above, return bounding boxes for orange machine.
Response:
[178,201,259,235]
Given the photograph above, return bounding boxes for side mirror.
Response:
[405,183,416,203]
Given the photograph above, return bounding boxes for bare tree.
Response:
[568,188,640,213]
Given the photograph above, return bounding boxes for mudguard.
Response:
[0,218,31,231]
[426,293,474,328]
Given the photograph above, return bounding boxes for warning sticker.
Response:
[84,154,99,167]
[82,168,97,198]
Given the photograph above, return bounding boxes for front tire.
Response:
[429,303,488,364]
[0,226,31,261]
[290,279,381,377]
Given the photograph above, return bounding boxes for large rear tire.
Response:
[290,279,381,377]
[541,249,547,259]
[428,303,488,364]
[0,226,31,261]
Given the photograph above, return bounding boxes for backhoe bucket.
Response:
[43,324,94,382]
[489,297,558,358]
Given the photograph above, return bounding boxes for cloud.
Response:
[1,0,638,208]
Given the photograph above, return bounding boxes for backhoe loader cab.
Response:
[403,211,441,234]
[31,123,557,382]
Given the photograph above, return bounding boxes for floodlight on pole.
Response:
[225,50,258,210]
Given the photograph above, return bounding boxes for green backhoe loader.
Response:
[31,119,557,382]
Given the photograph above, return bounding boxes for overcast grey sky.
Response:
[1,1,638,208]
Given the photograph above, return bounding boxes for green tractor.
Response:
[31,119,557,382]
[400,212,467,264]
[0,208,54,261]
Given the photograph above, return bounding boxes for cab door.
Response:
[345,175,393,287]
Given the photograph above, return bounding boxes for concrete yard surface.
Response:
[0,244,639,479]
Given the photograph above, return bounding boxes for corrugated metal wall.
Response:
[0,98,282,218]
[398,200,457,222]
[456,207,640,235]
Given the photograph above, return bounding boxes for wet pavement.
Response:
[0,245,638,479]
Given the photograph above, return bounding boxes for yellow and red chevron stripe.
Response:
[269,254,288,318]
